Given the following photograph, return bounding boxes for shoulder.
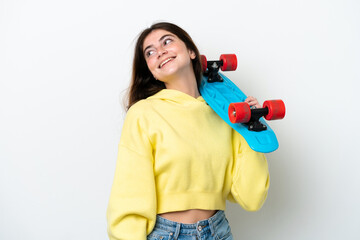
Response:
[127,99,150,115]
[124,100,147,125]
[126,97,158,117]
[123,98,158,129]
[127,90,168,116]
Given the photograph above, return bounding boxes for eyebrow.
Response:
[143,34,175,54]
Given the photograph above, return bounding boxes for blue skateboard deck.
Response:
[199,72,279,153]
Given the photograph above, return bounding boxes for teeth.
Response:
[160,58,174,68]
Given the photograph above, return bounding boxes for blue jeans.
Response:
[147,210,233,240]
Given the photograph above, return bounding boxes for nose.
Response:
[157,47,168,58]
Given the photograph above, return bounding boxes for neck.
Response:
[164,70,200,98]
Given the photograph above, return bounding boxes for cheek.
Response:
[146,59,157,71]
[145,59,160,78]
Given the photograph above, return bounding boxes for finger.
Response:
[249,101,261,108]
[250,103,262,108]
[245,96,254,101]
[245,97,261,108]
[246,97,257,104]
[245,96,255,103]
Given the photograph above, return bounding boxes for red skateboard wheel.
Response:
[220,54,237,71]
[263,100,286,120]
[200,55,207,72]
[228,102,251,123]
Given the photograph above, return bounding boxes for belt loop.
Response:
[173,223,181,240]
[208,217,215,236]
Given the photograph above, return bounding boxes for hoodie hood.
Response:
[147,89,205,104]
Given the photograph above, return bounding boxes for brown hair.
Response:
[126,22,202,110]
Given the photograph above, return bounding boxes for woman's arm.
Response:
[228,132,270,211]
[107,106,156,240]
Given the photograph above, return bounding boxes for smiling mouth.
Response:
[159,57,175,68]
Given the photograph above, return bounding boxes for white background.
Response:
[1,0,359,239]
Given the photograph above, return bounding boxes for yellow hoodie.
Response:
[107,89,269,240]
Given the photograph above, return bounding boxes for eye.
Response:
[145,49,156,57]
[163,38,173,45]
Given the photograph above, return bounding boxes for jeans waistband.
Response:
[154,210,225,237]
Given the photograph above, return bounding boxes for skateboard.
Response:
[199,54,285,153]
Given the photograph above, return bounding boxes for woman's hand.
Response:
[245,96,261,109]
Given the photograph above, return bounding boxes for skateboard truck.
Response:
[246,108,268,132]
[201,54,237,83]
[229,100,286,132]
[203,60,224,83]
[229,105,268,132]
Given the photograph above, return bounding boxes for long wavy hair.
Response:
[126,22,202,110]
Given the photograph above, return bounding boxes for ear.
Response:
[189,50,196,60]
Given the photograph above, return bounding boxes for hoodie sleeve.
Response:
[227,131,270,211]
[107,105,156,240]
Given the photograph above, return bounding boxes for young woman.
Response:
[107,22,269,240]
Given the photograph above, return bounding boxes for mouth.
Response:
[159,57,175,68]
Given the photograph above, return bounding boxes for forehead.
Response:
[143,29,177,49]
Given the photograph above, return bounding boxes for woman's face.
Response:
[142,29,196,82]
